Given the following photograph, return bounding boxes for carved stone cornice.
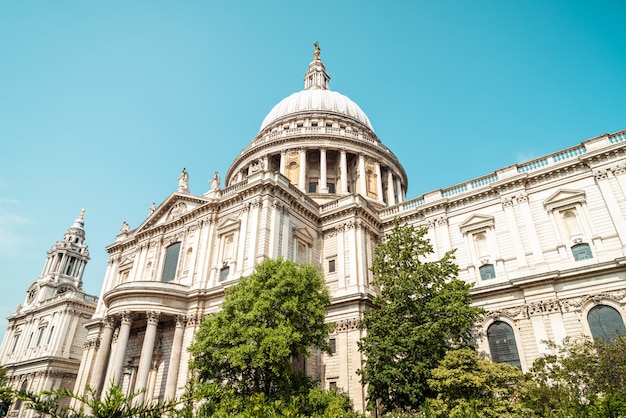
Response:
[486,289,626,321]
[334,317,360,333]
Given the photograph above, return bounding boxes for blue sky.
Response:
[1,1,625,342]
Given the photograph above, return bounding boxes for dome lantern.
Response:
[304,42,330,90]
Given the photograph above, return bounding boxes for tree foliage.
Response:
[15,384,176,418]
[188,258,333,400]
[426,348,530,417]
[358,220,485,413]
[521,336,626,417]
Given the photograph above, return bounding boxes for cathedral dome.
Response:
[260,89,373,131]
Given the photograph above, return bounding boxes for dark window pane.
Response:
[328,183,335,193]
[329,259,336,273]
[309,182,318,193]
[487,321,521,368]
[588,304,626,341]
[162,242,181,282]
[220,266,230,282]
[572,243,593,261]
[480,264,496,280]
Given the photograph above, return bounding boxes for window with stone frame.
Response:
[479,264,496,280]
[460,214,498,280]
[216,219,240,282]
[328,258,336,273]
[161,242,182,282]
[487,321,521,368]
[544,189,594,260]
[572,243,593,261]
[36,325,47,346]
[293,227,314,264]
[588,304,626,342]
[219,265,231,282]
[11,333,20,353]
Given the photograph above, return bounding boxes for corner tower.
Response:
[227,43,408,206]
[0,211,97,417]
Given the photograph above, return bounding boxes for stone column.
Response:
[387,170,396,205]
[395,178,403,203]
[298,148,307,191]
[375,163,383,203]
[164,315,186,400]
[595,170,626,246]
[89,316,115,394]
[358,154,366,196]
[135,311,160,404]
[106,311,133,391]
[340,150,348,194]
[320,147,327,193]
[279,151,286,175]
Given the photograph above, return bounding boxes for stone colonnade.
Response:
[90,311,186,401]
[235,147,405,205]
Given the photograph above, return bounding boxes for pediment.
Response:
[217,217,241,235]
[118,256,134,270]
[135,192,210,233]
[294,226,315,244]
[459,214,495,235]
[543,189,586,211]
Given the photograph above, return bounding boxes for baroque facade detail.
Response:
[3,45,626,415]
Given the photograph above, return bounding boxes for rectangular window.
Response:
[36,327,46,346]
[308,182,318,193]
[327,183,335,194]
[572,243,593,261]
[162,242,182,282]
[479,264,496,280]
[329,338,336,354]
[47,326,55,345]
[220,266,230,282]
[328,259,336,273]
[11,335,20,353]
[329,381,337,389]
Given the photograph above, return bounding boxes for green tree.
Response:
[358,220,484,413]
[0,367,12,417]
[188,258,333,400]
[522,336,626,417]
[426,348,530,417]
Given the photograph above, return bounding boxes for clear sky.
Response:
[1,1,625,342]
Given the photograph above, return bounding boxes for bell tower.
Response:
[30,209,90,304]
[0,210,97,414]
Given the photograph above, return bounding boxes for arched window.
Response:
[183,247,193,270]
[475,233,489,258]
[162,242,181,282]
[588,304,626,341]
[14,380,28,410]
[487,321,521,368]
[563,210,582,238]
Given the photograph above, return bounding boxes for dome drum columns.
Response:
[265,147,405,205]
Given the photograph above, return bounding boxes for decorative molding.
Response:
[486,289,626,320]
[334,317,360,332]
[146,310,161,325]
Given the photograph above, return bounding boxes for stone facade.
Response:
[0,211,97,417]
[54,47,626,413]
